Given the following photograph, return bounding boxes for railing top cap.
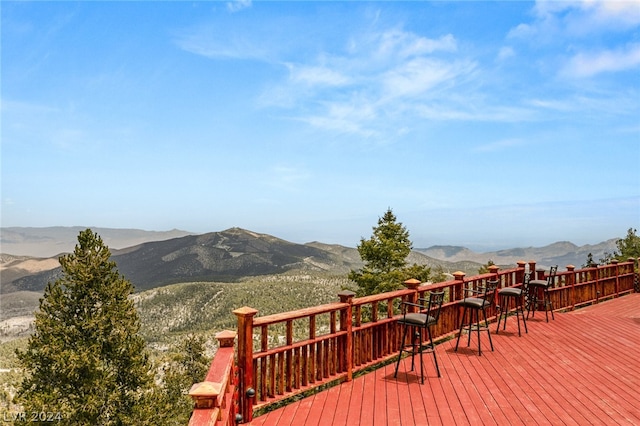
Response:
[233,306,259,316]
[189,381,222,398]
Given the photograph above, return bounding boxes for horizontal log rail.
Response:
[189,331,239,426]
[190,258,639,425]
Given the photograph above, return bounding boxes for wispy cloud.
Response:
[532,0,640,35]
[260,28,477,138]
[474,139,525,153]
[497,46,515,61]
[508,0,640,83]
[561,43,640,78]
[286,64,351,87]
[174,30,268,61]
[510,0,640,42]
[176,3,638,142]
[227,0,251,13]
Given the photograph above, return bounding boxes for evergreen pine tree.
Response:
[349,208,430,296]
[600,228,640,265]
[15,229,152,425]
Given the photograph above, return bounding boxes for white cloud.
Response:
[497,46,515,61]
[570,0,640,30]
[511,0,640,40]
[227,0,252,13]
[381,58,462,99]
[298,98,379,138]
[375,30,457,60]
[287,64,351,87]
[474,139,525,152]
[261,29,472,137]
[561,43,640,77]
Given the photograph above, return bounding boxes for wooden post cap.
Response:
[232,306,259,316]
[338,290,356,303]
[403,278,421,289]
[452,271,466,280]
[215,330,237,348]
[189,381,222,409]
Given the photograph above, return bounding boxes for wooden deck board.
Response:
[250,293,640,426]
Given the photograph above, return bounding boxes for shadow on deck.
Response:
[250,293,640,426]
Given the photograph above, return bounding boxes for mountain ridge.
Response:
[1,228,365,294]
[416,239,617,267]
[1,226,619,297]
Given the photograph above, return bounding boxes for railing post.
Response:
[452,271,466,302]
[452,271,466,329]
[404,278,421,307]
[517,261,527,283]
[566,265,575,310]
[611,259,620,297]
[488,264,500,282]
[338,290,355,381]
[233,306,258,424]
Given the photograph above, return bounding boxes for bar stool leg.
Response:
[527,289,538,319]
[520,294,528,333]
[513,296,521,336]
[481,307,493,354]
[418,328,425,384]
[475,309,482,355]
[455,306,468,352]
[504,296,510,331]
[427,327,440,378]
[544,290,555,321]
[496,295,503,333]
[394,323,410,378]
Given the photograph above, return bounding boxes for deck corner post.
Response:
[338,290,356,381]
[233,306,258,424]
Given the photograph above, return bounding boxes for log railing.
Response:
[188,330,239,426]
[189,259,638,425]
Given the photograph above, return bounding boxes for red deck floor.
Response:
[250,293,640,426]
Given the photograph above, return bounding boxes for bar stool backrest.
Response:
[426,291,445,324]
[522,271,532,290]
[484,279,499,305]
[546,265,559,287]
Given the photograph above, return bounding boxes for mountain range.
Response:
[1,226,618,296]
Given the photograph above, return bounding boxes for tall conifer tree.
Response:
[16,229,152,425]
[349,208,431,295]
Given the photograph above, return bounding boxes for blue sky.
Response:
[2,1,639,251]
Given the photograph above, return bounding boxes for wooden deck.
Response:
[249,293,640,426]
